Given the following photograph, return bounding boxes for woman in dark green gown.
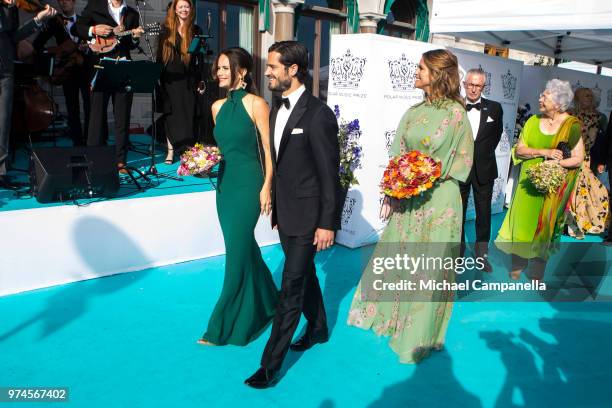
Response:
[198,48,278,346]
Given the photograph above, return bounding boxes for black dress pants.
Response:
[62,66,91,146]
[87,90,133,163]
[460,174,494,255]
[261,229,328,371]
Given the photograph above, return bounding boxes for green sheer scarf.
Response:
[531,116,581,256]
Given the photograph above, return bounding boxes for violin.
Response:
[15,0,45,13]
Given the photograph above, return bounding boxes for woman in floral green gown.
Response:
[347,49,474,364]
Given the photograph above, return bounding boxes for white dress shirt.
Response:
[87,1,127,38]
[108,0,127,26]
[466,97,482,141]
[274,85,306,158]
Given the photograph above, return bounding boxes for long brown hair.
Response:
[159,0,195,65]
[421,49,464,106]
[211,47,258,94]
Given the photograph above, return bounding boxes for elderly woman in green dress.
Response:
[347,49,474,364]
[496,79,584,279]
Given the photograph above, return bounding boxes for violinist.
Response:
[33,0,92,146]
[74,0,144,172]
[1,0,56,190]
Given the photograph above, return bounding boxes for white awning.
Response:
[430,0,612,67]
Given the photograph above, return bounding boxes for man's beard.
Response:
[268,76,292,92]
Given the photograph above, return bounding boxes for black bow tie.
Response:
[275,97,290,110]
[62,16,76,23]
[467,102,482,111]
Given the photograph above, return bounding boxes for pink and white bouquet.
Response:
[177,144,222,176]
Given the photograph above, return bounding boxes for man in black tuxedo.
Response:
[0,0,56,189]
[74,0,143,170]
[33,0,92,146]
[460,68,503,271]
[245,41,341,389]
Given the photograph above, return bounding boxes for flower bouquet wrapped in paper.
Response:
[380,150,442,199]
[177,144,222,176]
[526,160,568,194]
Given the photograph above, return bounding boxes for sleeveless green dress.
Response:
[201,89,278,346]
[495,115,582,259]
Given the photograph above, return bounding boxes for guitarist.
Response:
[33,0,92,146]
[74,0,143,171]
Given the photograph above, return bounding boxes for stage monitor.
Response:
[30,146,120,203]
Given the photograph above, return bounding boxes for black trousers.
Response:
[87,90,133,163]
[261,230,327,371]
[460,174,494,255]
[62,66,91,146]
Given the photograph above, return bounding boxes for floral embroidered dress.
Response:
[567,110,609,237]
[347,99,474,364]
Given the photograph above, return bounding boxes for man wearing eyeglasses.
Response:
[460,68,503,271]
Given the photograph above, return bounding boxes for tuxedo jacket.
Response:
[74,0,140,61]
[0,5,39,74]
[466,97,503,185]
[270,91,342,236]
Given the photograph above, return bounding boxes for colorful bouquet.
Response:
[177,144,222,176]
[380,150,442,199]
[526,160,568,194]
[334,105,363,189]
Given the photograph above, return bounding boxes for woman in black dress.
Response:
[157,0,204,163]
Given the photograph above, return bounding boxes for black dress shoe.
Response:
[289,331,329,352]
[0,176,20,190]
[244,367,279,389]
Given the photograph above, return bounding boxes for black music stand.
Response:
[92,59,163,189]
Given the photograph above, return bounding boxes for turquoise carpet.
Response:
[1,214,611,407]
[0,135,215,212]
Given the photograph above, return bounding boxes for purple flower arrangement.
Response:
[335,105,363,189]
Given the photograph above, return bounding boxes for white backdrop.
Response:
[327,34,523,248]
[327,34,441,248]
[451,48,523,220]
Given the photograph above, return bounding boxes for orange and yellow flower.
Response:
[380,150,442,199]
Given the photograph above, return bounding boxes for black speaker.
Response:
[30,146,120,203]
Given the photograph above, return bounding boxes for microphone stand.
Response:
[134,0,182,181]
